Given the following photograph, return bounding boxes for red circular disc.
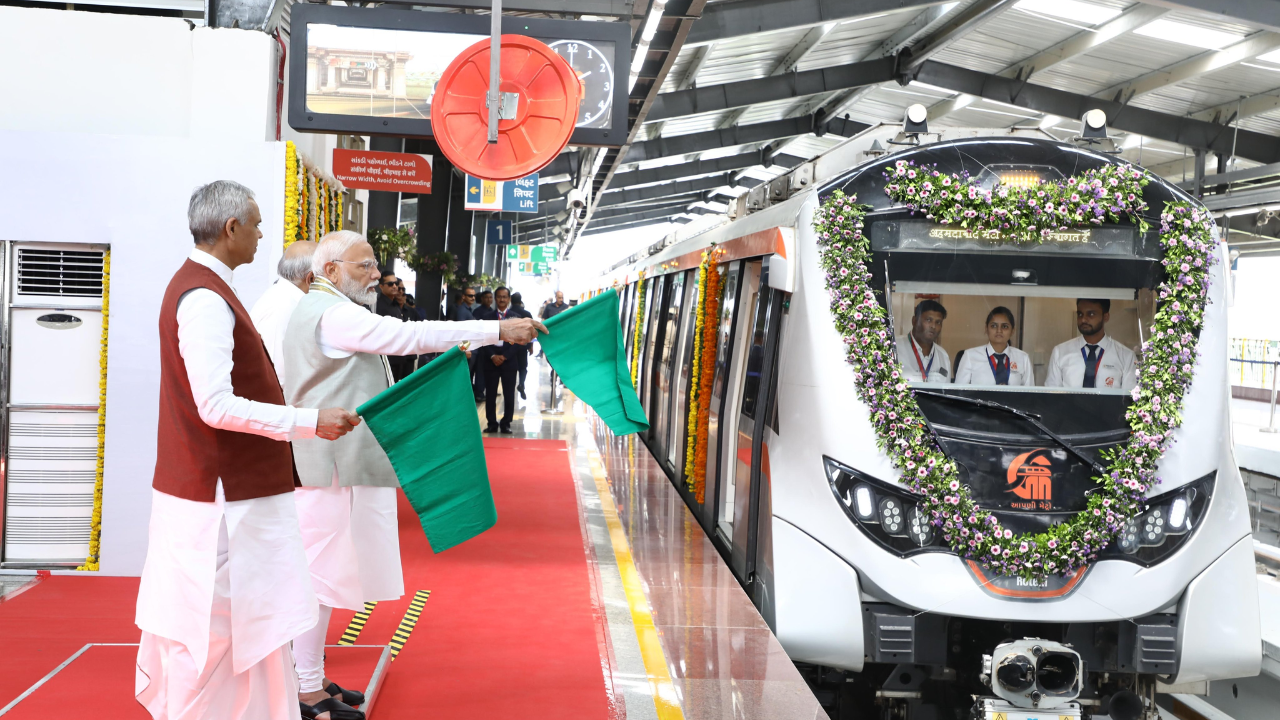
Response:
[432,35,583,181]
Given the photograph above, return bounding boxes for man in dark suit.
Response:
[479,287,526,433]
[375,270,415,380]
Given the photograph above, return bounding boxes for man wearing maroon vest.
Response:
[134,181,361,720]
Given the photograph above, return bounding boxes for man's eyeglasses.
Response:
[335,260,378,272]
[464,294,476,299]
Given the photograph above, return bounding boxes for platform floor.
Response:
[0,358,822,719]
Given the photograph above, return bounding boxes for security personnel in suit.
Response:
[479,287,526,433]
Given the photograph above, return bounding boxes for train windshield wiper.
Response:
[912,389,1107,478]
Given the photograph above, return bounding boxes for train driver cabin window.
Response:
[874,216,1159,396]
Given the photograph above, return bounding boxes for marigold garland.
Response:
[630,273,647,387]
[813,159,1215,580]
[683,258,710,487]
[299,169,309,243]
[284,142,300,248]
[691,259,722,504]
[77,250,110,572]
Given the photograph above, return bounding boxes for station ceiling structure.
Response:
[238,0,1280,257]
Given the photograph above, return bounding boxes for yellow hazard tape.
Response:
[337,601,379,646]
[388,590,430,660]
[588,452,685,720]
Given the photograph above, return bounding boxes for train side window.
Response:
[740,289,771,419]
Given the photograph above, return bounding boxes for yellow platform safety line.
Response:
[337,601,378,646]
[388,590,430,661]
[587,452,685,720]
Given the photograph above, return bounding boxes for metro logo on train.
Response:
[1006,449,1054,509]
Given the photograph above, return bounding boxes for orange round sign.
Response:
[431,35,583,181]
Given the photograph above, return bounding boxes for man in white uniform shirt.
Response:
[894,299,951,383]
[282,231,546,716]
[249,240,316,386]
[955,306,1034,387]
[1044,299,1137,391]
[135,181,360,720]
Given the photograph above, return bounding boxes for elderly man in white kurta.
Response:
[136,181,360,720]
[250,240,316,386]
[283,231,546,712]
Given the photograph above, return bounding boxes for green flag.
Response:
[540,289,650,435]
[357,347,495,553]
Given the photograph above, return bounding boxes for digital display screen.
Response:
[304,24,616,130]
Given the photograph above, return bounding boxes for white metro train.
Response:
[596,125,1261,719]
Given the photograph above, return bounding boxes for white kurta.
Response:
[249,279,305,387]
[954,343,1035,387]
[280,280,500,610]
[1043,334,1137,392]
[135,249,318,720]
[895,334,952,384]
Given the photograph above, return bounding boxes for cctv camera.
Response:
[567,188,586,210]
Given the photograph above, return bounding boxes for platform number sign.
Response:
[486,219,513,245]
[548,40,613,129]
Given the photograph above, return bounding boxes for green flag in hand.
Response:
[540,289,650,435]
[357,347,495,553]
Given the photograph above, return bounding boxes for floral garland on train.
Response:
[683,249,724,501]
[78,250,110,572]
[285,141,344,248]
[812,159,1215,580]
[630,272,647,387]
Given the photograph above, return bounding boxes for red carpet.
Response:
[336,437,614,719]
[0,438,612,719]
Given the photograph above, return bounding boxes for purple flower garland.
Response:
[812,160,1215,580]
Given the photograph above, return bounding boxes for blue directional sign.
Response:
[464,173,540,212]
[486,219,514,245]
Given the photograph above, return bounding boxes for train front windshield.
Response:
[870,217,1163,524]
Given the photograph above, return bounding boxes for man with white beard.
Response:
[283,231,546,718]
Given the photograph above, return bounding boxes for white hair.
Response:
[277,244,317,283]
[189,180,255,246]
[312,230,369,274]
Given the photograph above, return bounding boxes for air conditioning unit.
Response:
[3,242,106,566]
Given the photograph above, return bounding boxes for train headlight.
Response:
[824,456,947,557]
[1117,520,1140,554]
[907,505,934,546]
[1101,472,1214,566]
[879,497,907,536]
[853,484,876,521]
[1139,507,1166,547]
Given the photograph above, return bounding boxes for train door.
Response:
[637,275,661,417]
[716,261,761,545]
[648,272,686,469]
[666,273,698,475]
[705,262,743,529]
[727,265,782,579]
[621,282,637,364]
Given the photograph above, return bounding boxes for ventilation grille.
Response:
[16,248,105,298]
[7,493,94,507]
[10,423,97,437]
[8,446,98,461]
[7,469,96,483]
[4,517,91,543]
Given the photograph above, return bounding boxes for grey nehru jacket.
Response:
[284,288,398,488]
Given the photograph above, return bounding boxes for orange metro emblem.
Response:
[1007,449,1053,502]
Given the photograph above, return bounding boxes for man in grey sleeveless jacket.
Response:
[280,231,546,716]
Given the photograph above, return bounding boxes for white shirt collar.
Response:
[189,248,235,288]
[908,334,937,360]
[985,343,1017,356]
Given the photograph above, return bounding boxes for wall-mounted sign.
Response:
[332,148,432,194]
[465,174,539,212]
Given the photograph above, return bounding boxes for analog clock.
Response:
[548,39,614,129]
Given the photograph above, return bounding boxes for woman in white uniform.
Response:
[954,306,1034,387]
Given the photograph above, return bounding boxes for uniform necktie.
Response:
[1083,344,1100,388]
[993,353,1010,385]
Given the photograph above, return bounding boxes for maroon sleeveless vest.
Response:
[152,259,298,502]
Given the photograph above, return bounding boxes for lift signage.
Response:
[464,174,539,212]
[332,149,432,194]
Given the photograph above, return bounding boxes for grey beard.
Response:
[338,275,377,308]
